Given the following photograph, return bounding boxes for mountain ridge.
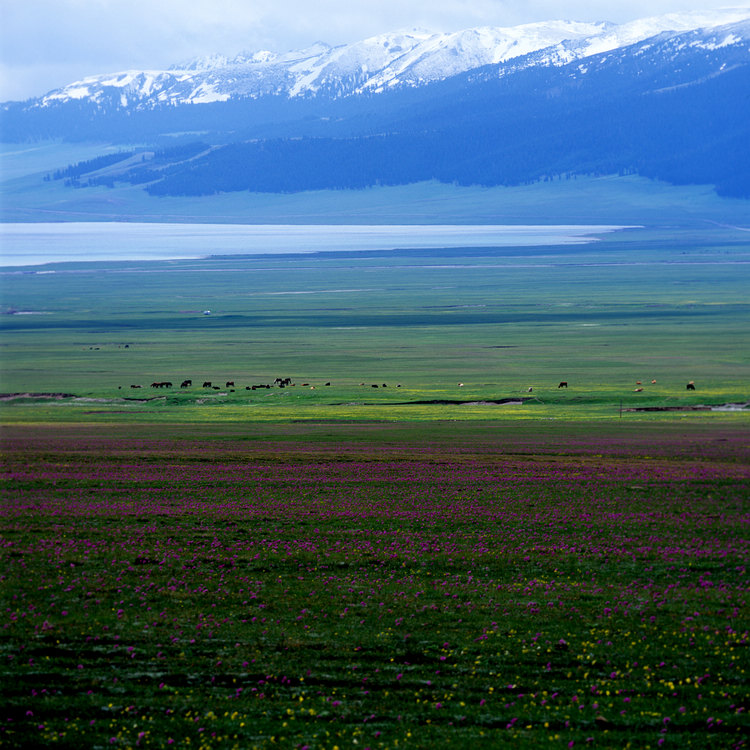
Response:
[7,7,747,109]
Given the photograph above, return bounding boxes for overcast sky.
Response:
[1,0,749,101]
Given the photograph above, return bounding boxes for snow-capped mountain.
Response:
[2,8,748,199]
[30,7,750,108]
[37,23,606,107]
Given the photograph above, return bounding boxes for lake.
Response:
[0,222,629,267]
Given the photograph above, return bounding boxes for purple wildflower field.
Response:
[1,422,748,748]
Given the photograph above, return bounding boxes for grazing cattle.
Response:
[636,381,642,385]
[527,387,533,393]
[202,381,212,388]
[213,386,220,390]
[651,379,657,384]
[635,387,643,392]
[181,379,192,388]
[371,384,379,388]
[687,381,696,390]
[458,382,464,387]
[558,381,568,388]
[130,384,141,389]
[226,381,234,387]
[382,383,387,388]
[325,382,331,386]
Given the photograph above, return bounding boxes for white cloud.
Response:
[1,0,749,100]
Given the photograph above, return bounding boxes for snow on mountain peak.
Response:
[33,8,750,108]
[577,6,750,57]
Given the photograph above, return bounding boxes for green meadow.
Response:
[2,221,749,424]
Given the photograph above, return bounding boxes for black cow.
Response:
[202,381,212,388]
[686,382,696,390]
[226,381,234,387]
[181,379,192,388]
[558,381,568,388]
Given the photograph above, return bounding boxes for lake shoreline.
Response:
[0,221,633,267]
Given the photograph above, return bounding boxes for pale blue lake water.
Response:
[0,222,628,267]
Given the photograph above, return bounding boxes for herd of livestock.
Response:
[132,377,302,391]
[127,378,697,391]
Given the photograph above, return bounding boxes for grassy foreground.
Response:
[1,420,748,749]
[2,225,749,422]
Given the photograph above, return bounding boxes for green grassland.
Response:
[2,222,749,424]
